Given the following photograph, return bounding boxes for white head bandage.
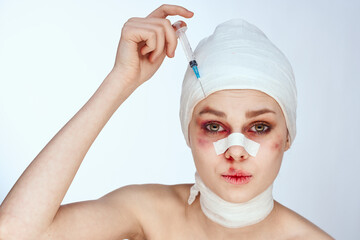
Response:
[213,133,260,156]
[188,172,274,228]
[179,18,297,147]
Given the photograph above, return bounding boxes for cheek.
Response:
[192,119,218,149]
[197,137,212,148]
[258,134,285,157]
[272,141,281,151]
[192,137,216,173]
[189,127,215,155]
[195,134,217,155]
[257,136,285,180]
[271,134,287,152]
[191,133,219,167]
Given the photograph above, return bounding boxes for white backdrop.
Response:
[1,0,359,238]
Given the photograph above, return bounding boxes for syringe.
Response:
[173,21,206,97]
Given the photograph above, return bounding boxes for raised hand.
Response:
[113,4,193,87]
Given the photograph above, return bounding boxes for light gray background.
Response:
[1,0,359,238]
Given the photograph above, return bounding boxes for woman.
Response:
[0,4,332,239]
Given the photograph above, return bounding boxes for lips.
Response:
[221,168,252,185]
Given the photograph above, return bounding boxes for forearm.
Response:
[0,69,138,238]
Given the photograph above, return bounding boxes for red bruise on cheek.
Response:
[271,135,285,151]
[194,118,216,148]
[197,137,212,148]
[272,142,280,150]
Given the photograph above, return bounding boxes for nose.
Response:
[224,145,250,161]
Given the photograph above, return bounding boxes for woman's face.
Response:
[188,89,290,203]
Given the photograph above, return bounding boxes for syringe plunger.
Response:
[176,26,196,62]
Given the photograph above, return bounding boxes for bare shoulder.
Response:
[103,183,191,218]
[103,183,191,207]
[41,184,188,240]
[102,183,192,238]
[274,201,334,239]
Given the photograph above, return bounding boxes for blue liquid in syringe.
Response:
[174,21,205,96]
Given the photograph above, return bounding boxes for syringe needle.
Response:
[173,21,206,98]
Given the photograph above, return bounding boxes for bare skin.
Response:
[0,4,333,240]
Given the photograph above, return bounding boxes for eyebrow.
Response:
[198,107,276,118]
[245,108,276,118]
[199,107,226,118]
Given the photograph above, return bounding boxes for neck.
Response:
[196,200,279,239]
[188,172,274,228]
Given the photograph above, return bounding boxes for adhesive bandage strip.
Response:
[213,133,260,157]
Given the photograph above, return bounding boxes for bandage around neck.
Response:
[188,172,274,228]
[213,133,260,156]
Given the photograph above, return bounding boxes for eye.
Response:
[250,123,270,134]
[205,122,225,133]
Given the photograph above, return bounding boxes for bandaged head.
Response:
[179,19,297,146]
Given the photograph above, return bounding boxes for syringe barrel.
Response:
[176,27,196,62]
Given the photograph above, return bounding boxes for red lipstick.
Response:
[221,168,252,185]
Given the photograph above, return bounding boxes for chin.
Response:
[218,188,256,203]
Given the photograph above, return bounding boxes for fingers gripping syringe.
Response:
[173,21,206,97]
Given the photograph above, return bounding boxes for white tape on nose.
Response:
[213,133,260,157]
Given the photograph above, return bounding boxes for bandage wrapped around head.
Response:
[179,19,297,146]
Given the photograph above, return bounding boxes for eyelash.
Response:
[202,121,271,135]
[249,122,271,135]
[203,122,226,134]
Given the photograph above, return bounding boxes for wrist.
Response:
[100,69,139,105]
[110,65,142,88]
